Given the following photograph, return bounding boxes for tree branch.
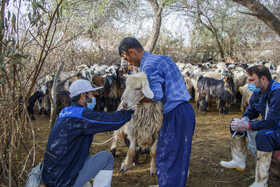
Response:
[232,0,280,36]
[28,30,45,50]
[238,11,259,17]
[49,61,64,128]
[26,0,64,102]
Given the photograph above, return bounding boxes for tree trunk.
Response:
[144,0,164,53]
[197,11,225,59]
[49,62,64,128]
[0,0,6,99]
[227,32,234,57]
[233,0,280,36]
[0,0,5,54]
[215,35,225,59]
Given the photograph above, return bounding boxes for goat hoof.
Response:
[225,109,229,114]
[120,163,129,173]
[110,149,116,157]
[31,115,36,120]
[142,148,150,153]
[124,137,130,147]
[132,159,138,165]
[150,170,156,176]
[120,168,127,173]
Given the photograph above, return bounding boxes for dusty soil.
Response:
[29,101,280,187]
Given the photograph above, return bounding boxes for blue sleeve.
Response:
[82,109,133,134]
[142,64,164,102]
[250,89,280,131]
[242,94,259,120]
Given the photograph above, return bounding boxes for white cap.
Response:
[69,79,103,98]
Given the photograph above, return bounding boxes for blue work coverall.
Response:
[42,102,133,187]
[242,80,280,152]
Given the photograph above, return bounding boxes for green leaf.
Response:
[57,8,60,20]
[28,12,32,22]
[0,78,6,84]
[37,4,47,13]
[8,48,15,57]
[14,53,29,59]
[4,18,8,29]
[0,20,3,30]
[37,27,41,35]
[31,14,41,27]
[8,11,11,20]
[11,13,16,31]
[60,6,63,18]
[10,59,26,66]
[32,0,38,11]
[0,55,4,63]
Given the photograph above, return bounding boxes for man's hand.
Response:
[139,97,155,103]
[231,118,249,132]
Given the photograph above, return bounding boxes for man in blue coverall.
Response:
[118,37,196,187]
[42,79,133,187]
[220,65,280,186]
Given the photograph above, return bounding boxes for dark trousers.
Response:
[156,102,195,187]
[256,129,280,152]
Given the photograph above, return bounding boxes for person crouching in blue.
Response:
[220,65,280,186]
[42,79,134,187]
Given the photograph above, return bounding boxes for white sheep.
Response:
[276,65,280,77]
[232,69,247,103]
[203,71,221,80]
[110,72,163,175]
[239,83,253,112]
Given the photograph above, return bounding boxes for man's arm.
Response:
[142,64,164,102]
[82,109,134,134]
[250,89,280,130]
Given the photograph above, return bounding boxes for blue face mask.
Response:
[84,94,96,110]
[248,79,263,93]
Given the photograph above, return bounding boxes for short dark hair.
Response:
[246,65,272,81]
[71,94,81,102]
[118,37,144,56]
[71,92,89,102]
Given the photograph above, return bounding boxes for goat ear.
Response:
[142,82,154,99]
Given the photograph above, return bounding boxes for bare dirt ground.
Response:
[29,101,280,187]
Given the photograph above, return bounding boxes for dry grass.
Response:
[15,100,280,187]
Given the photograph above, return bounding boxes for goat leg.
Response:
[120,137,136,172]
[150,139,158,176]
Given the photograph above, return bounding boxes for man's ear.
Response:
[81,93,86,100]
[128,48,135,56]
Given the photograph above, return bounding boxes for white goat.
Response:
[239,84,253,112]
[110,72,163,175]
[277,65,280,75]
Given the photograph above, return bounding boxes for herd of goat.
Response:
[28,60,280,117]
[26,59,280,173]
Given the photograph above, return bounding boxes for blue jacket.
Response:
[243,80,280,131]
[42,102,133,187]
